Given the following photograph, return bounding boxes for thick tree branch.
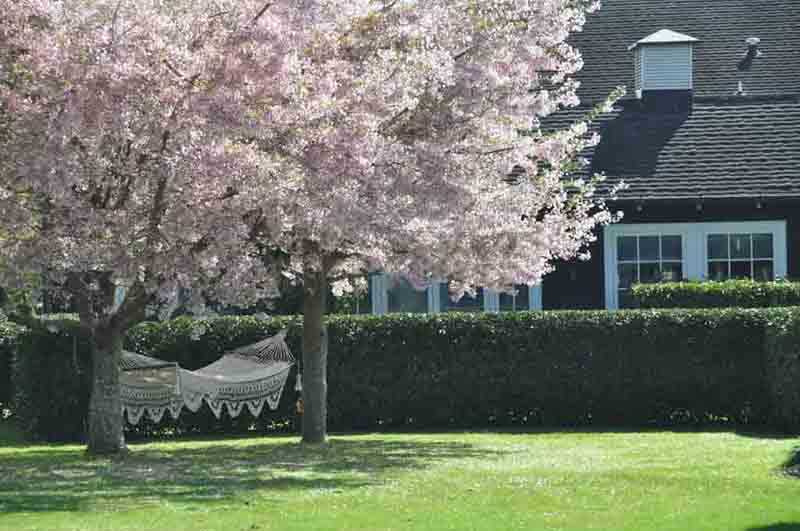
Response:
[109,281,151,332]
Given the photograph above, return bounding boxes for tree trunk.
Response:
[302,268,328,444]
[86,325,127,455]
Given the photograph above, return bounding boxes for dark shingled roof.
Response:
[572,0,800,103]
[546,0,800,202]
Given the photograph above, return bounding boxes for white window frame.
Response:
[371,274,441,315]
[483,286,543,313]
[604,220,787,310]
[371,274,543,315]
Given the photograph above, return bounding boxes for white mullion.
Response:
[730,234,735,278]
[636,237,641,285]
[428,281,442,314]
[531,285,543,311]
[690,229,703,281]
[371,274,389,315]
[483,288,499,313]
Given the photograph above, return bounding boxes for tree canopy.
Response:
[0,0,619,450]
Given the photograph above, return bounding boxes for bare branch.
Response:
[380,0,401,12]
[109,0,123,51]
[162,59,185,80]
[482,146,515,156]
[453,46,475,61]
[250,2,272,25]
[379,107,409,133]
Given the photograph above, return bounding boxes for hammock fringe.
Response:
[120,329,294,425]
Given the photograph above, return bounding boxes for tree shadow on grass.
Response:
[734,428,800,441]
[0,438,505,514]
[782,446,800,478]
[481,425,800,440]
[748,525,800,531]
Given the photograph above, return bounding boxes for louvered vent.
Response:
[629,29,699,97]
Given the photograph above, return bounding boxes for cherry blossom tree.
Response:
[1,0,620,452]
[0,1,274,454]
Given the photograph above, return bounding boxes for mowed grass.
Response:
[1,425,799,531]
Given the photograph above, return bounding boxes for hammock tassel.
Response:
[295,372,303,392]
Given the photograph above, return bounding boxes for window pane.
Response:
[618,236,638,261]
[499,285,530,312]
[754,261,775,282]
[442,285,483,312]
[515,285,530,310]
[709,262,730,281]
[753,234,774,259]
[731,261,752,280]
[708,234,729,260]
[731,234,752,259]
[662,236,682,261]
[618,290,635,309]
[388,276,428,313]
[639,236,660,261]
[640,263,661,284]
[618,264,638,289]
[661,262,683,282]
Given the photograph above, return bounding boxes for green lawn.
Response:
[1,425,798,531]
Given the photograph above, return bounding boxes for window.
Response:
[498,285,531,312]
[440,284,484,312]
[387,275,428,313]
[604,221,787,310]
[616,235,683,308]
[707,233,774,281]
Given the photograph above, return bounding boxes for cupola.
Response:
[628,29,699,111]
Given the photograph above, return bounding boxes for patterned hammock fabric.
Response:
[120,330,294,425]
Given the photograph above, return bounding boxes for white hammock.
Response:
[120,330,295,425]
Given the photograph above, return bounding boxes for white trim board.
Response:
[603,220,788,310]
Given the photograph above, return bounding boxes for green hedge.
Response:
[630,280,800,309]
[0,320,21,414]
[12,308,800,441]
[323,310,772,429]
[12,320,93,440]
[765,313,800,432]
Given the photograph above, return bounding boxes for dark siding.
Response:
[542,238,605,310]
[542,199,800,310]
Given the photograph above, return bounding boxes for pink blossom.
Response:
[0,0,617,313]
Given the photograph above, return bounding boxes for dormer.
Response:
[628,29,699,111]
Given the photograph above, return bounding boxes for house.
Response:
[370,0,800,314]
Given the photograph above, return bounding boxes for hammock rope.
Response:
[120,329,295,425]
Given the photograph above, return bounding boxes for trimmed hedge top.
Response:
[630,280,800,309]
